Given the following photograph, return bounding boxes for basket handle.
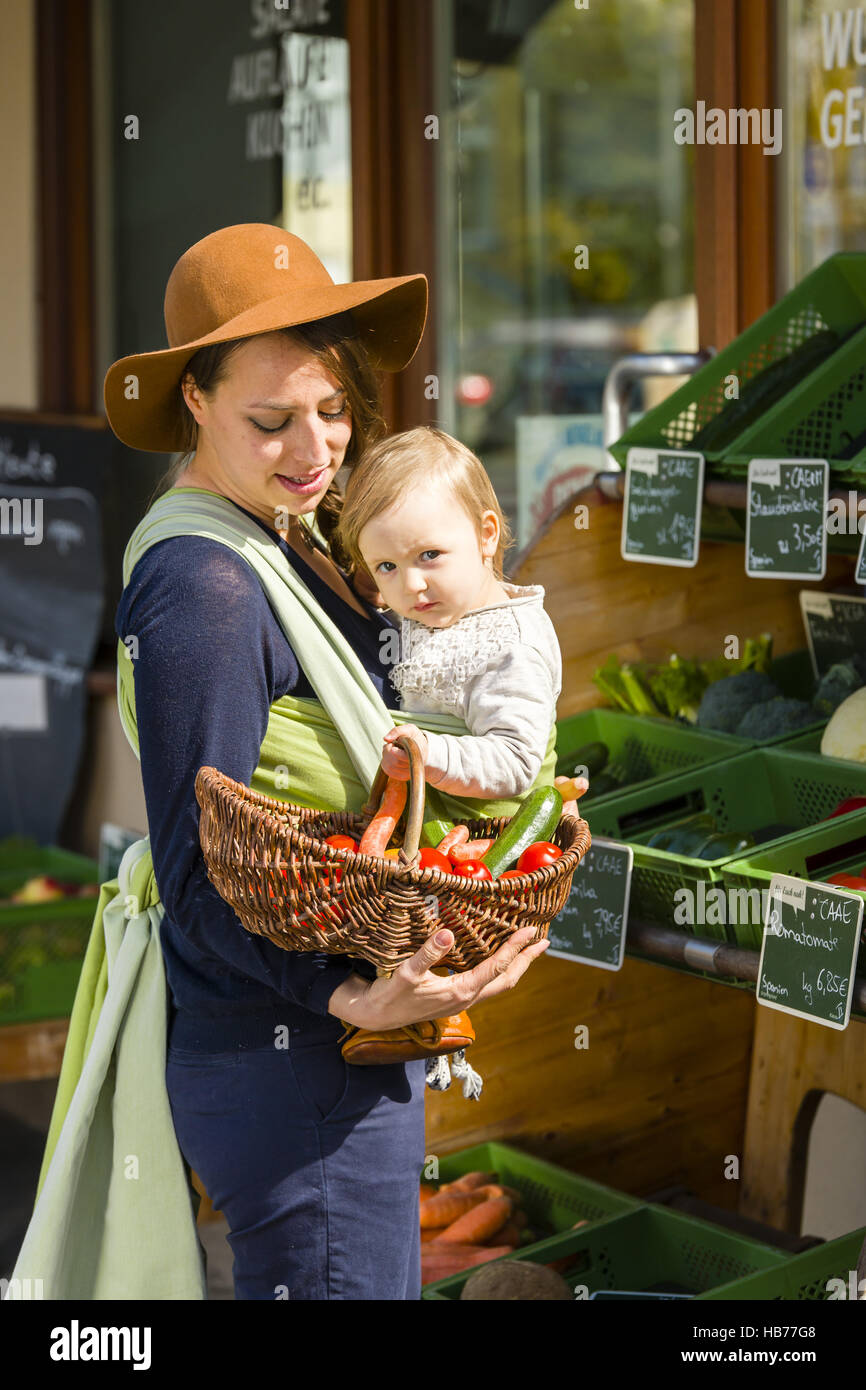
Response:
[362,733,427,867]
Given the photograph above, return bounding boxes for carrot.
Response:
[419,1190,488,1229]
[421,1244,514,1282]
[448,838,495,862]
[437,825,470,855]
[358,777,407,856]
[420,1228,446,1244]
[438,1170,496,1194]
[434,1194,513,1244]
[482,1217,526,1247]
[555,775,588,803]
[419,1182,438,1203]
[475,1183,523,1203]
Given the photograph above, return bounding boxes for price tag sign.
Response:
[756,873,863,1029]
[856,523,866,586]
[745,459,828,579]
[621,448,703,567]
[800,591,866,679]
[546,838,632,970]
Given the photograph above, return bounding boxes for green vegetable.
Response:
[813,659,866,716]
[696,670,780,733]
[646,813,715,851]
[481,787,563,878]
[581,772,621,801]
[555,740,609,780]
[692,830,755,860]
[690,329,842,455]
[734,697,817,740]
[420,819,455,849]
[592,635,775,722]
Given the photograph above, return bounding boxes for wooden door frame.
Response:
[347,0,439,435]
[694,0,777,351]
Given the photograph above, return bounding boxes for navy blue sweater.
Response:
[114,500,395,1052]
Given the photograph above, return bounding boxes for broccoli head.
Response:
[813,659,866,716]
[696,670,780,733]
[735,697,817,740]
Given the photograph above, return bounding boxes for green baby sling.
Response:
[6,488,555,1301]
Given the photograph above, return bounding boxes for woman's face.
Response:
[180,332,353,526]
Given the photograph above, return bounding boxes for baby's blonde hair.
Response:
[338,425,512,578]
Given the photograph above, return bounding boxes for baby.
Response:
[338,425,561,800]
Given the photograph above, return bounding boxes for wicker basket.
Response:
[194,736,591,972]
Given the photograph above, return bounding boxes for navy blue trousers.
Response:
[165,1040,427,1300]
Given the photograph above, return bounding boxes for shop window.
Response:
[433,0,696,552]
[96,0,348,643]
[779,0,866,290]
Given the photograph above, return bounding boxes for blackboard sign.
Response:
[546,838,632,970]
[621,449,703,567]
[800,591,866,679]
[745,459,828,580]
[756,873,863,1029]
[0,418,111,843]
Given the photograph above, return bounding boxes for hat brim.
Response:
[104,273,428,453]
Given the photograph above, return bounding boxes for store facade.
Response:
[3,0,866,1251]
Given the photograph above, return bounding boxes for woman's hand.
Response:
[381,724,429,779]
[326,926,550,1031]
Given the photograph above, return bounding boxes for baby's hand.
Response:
[381,725,429,780]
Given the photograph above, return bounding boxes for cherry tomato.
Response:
[324,835,358,851]
[516,841,563,873]
[449,859,493,881]
[499,869,526,880]
[417,848,452,873]
[825,797,866,819]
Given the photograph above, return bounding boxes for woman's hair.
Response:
[338,425,512,578]
[147,314,388,568]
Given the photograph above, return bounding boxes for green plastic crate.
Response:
[555,708,740,806]
[422,1204,790,1300]
[584,747,866,945]
[608,252,866,482]
[698,1226,866,1300]
[721,789,866,953]
[0,842,99,1024]
[431,1141,641,1239]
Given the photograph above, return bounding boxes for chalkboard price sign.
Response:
[800,590,866,679]
[856,524,866,586]
[745,459,828,580]
[756,873,863,1029]
[546,837,632,971]
[621,448,704,567]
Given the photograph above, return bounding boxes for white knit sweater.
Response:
[388,582,561,799]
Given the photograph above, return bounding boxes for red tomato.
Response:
[417,848,453,873]
[449,859,493,881]
[324,835,358,851]
[516,841,563,873]
[826,873,866,891]
[499,869,526,880]
[825,797,866,819]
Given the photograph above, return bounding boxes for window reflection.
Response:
[436,0,696,549]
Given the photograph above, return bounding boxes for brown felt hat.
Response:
[103,223,428,453]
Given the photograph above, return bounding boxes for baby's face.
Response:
[358,481,496,627]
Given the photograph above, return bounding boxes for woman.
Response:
[102,224,551,1302]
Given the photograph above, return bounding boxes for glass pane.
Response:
[780,0,866,289]
[434,0,696,550]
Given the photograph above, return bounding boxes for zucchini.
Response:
[481,787,563,878]
[691,328,842,455]
[581,771,621,802]
[555,739,609,781]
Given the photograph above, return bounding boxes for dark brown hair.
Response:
[148,314,388,568]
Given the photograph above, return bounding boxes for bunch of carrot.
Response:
[419,1170,534,1285]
